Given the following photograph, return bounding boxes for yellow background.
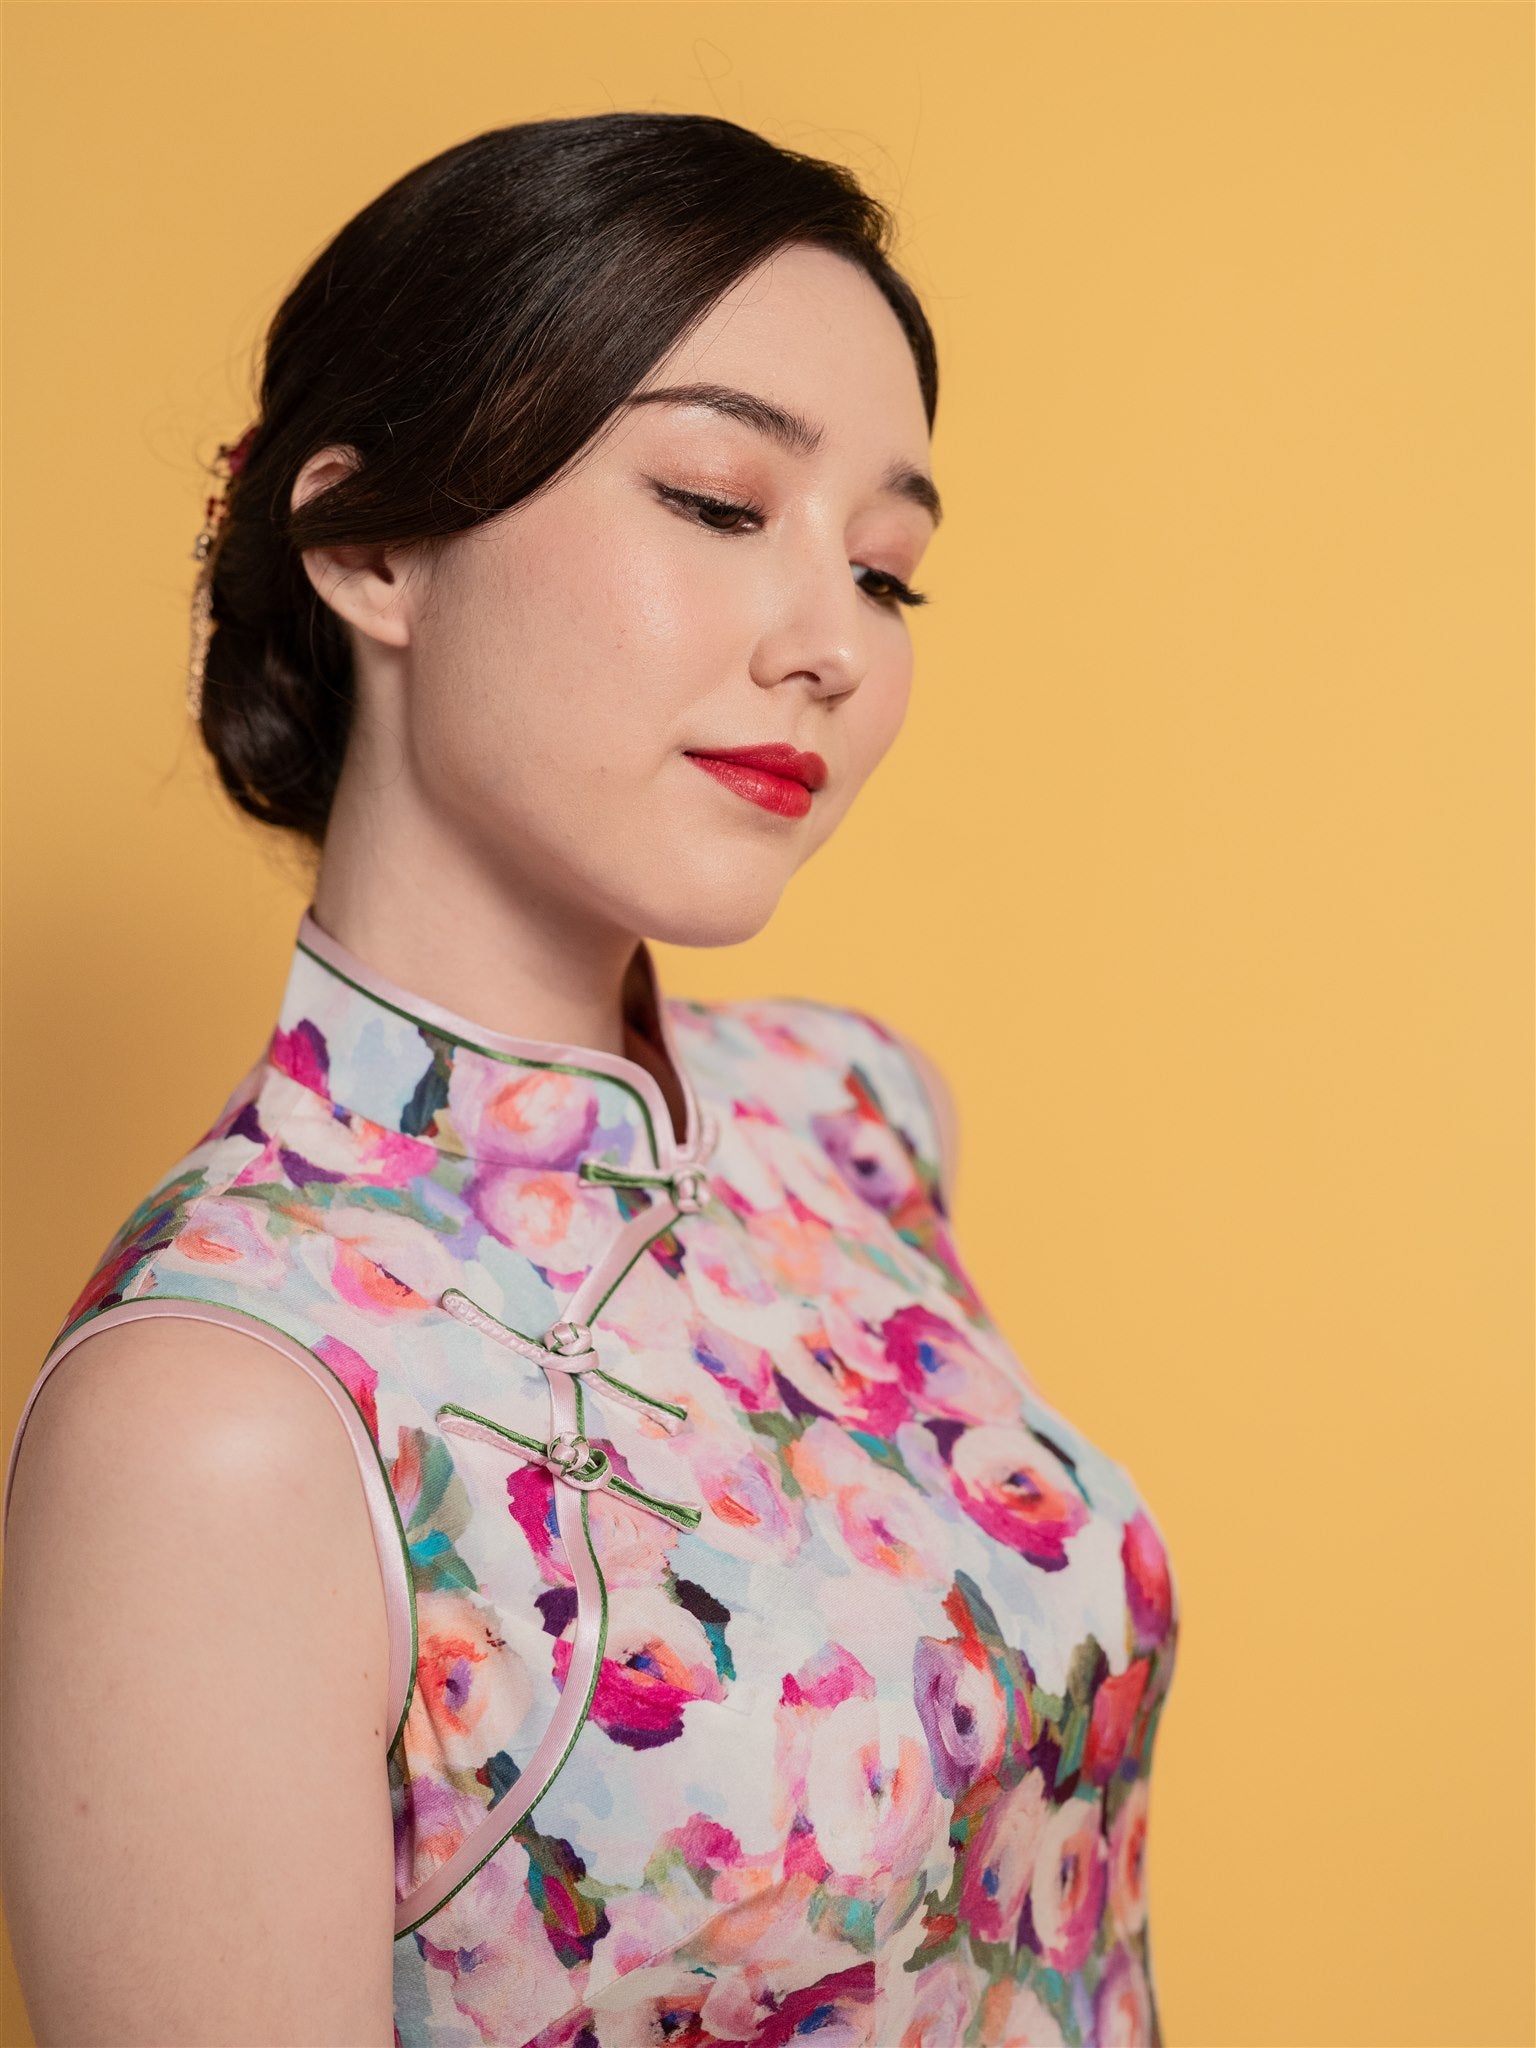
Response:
[3,6,1530,2044]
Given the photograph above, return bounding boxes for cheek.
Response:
[415,507,737,782]
[790,661,913,864]
[394,505,915,938]
[846,657,914,780]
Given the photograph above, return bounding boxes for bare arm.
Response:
[0,1319,397,2047]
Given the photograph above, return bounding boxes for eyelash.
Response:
[653,483,930,610]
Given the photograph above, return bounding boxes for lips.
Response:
[684,743,829,821]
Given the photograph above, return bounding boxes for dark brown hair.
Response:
[196,112,939,850]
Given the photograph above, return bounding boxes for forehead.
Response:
[629,245,932,458]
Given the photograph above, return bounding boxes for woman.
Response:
[0,114,1178,2046]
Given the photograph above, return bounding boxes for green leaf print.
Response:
[397,1426,479,1595]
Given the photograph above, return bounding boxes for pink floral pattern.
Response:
[35,921,1179,2044]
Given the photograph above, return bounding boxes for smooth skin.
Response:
[0,243,954,2044]
[0,1325,398,2046]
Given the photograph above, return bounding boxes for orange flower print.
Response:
[331,1237,433,1313]
[977,1976,1069,2047]
[787,1419,950,1585]
[407,1588,534,1772]
[448,1062,599,1169]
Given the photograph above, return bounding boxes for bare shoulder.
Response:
[0,1315,396,2045]
[885,1026,962,1200]
[5,1316,391,1617]
[11,1312,370,1495]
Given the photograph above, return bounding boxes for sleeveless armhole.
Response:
[2,1298,418,1756]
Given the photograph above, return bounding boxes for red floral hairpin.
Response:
[186,423,259,719]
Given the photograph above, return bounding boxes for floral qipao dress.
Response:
[4,911,1180,2047]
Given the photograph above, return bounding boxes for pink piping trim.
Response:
[394,1360,606,1934]
[1,1299,415,1751]
[2,922,722,1929]
[296,908,703,1164]
[562,1200,692,1326]
[394,1150,713,1931]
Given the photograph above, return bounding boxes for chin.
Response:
[641,893,784,951]
[631,853,794,951]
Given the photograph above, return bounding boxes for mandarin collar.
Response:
[267,908,704,1172]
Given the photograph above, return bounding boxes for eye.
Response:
[652,482,930,610]
[652,482,766,534]
[853,565,930,611]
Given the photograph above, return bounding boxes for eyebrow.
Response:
[623,381,943,529]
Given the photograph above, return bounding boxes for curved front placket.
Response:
[396,1113,720,1938]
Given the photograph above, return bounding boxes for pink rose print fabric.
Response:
[6,913,1179,2045]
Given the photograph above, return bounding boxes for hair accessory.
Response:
[186,424,259,719]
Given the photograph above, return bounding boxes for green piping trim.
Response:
[591,1367,688,1423]
[437,1402,699,1529]
[445,1203,697,1371]
[56,1294,419,1757]
[607,1476,701,1531]
[445,1278,689,1417]
[395,1380,613,1939]
[578,1159,680,1190]
[585,1218,681,1318]
[437,1403,547,1461]
[439,1288,550,1354]
[295,938,661,1167]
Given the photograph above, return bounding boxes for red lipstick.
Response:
[684,743,829,821]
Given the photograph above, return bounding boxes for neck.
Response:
[313,755,642,1062]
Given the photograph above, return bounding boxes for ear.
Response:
[290,445,412,651]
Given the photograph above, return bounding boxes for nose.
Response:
[749,545,873,703]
